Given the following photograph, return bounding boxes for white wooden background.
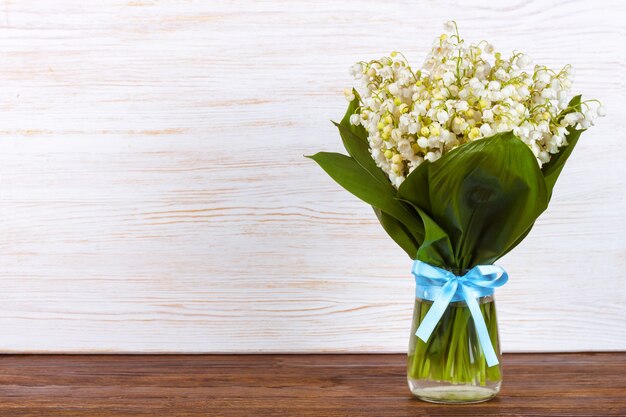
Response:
[0,0,624,353]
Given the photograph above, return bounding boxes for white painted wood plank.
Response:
[0,0,624,352]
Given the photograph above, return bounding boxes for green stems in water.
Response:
[407,296,501,386]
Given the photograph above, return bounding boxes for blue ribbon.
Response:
[411,260,508,367]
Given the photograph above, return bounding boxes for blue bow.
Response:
[411,260,508,367]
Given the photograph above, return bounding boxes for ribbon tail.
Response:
[461,285,499,367]
[415,280,457,343]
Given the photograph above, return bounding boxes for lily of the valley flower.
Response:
[348,22,605,187]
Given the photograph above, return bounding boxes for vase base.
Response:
[408,380,499,404]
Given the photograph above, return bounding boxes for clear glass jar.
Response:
[407,294,502,403]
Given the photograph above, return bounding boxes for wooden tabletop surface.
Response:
[0,353,623,416]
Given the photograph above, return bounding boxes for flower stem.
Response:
[407,296,501,386]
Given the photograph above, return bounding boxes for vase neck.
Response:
[446,267,470,276]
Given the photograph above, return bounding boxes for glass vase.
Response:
[407,294,502,403]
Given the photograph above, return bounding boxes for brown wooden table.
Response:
[0,353,623,416]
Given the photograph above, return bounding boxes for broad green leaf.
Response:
[373,208,419,258]
[334,121,390,187]
[335,93,391,187]
[397,158,433,215]
[330,95,425,250]
[400,132,549,269]
[307,152,424,241]
[398,165,454,267]
[400,203,454,268]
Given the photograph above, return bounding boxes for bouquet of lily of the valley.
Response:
[308,22,604,404]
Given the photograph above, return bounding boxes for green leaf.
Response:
[396,158,433,215]
[397,154,446,266]
[412,207,455,268]
[307,152,424,242]
[334,93,391,187]
[373,208,419,258]
[334,121,390,187]
[328,94,425,252]
[399,132,549,269]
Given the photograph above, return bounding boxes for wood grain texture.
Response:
[0,0,625,353]
[0,353,624,416]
